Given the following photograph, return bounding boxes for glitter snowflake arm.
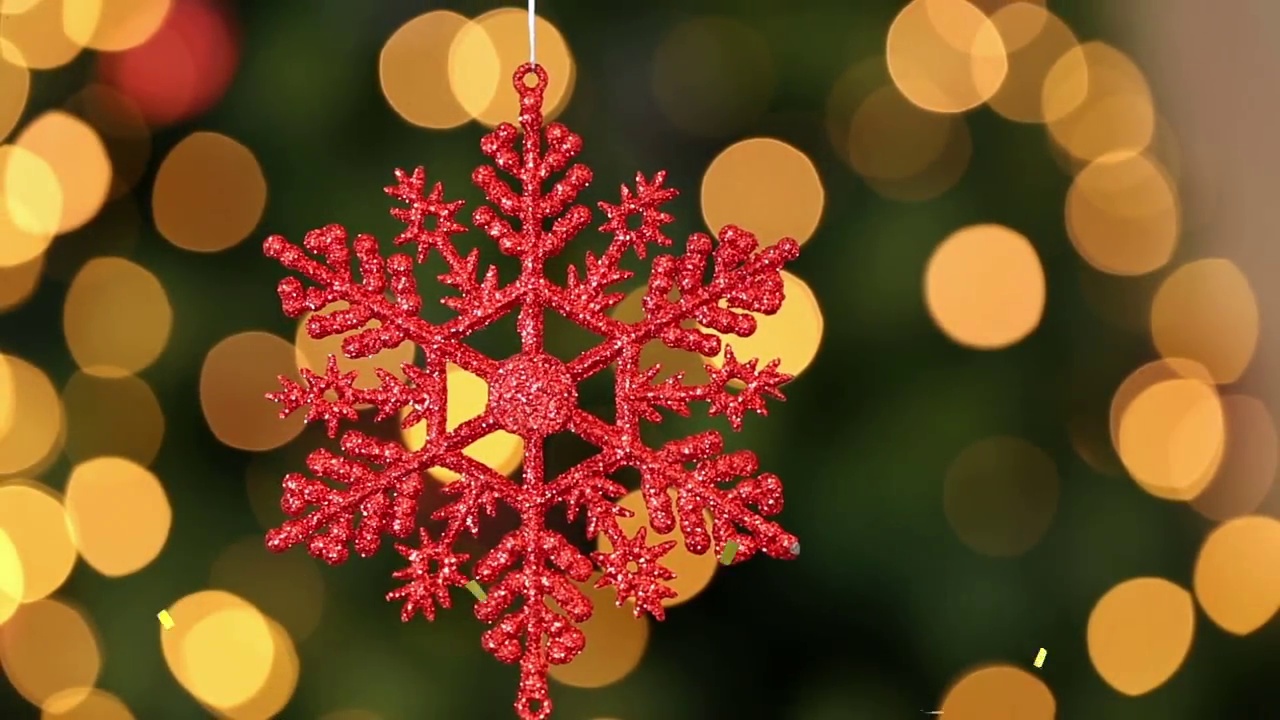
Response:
[262,176,518,566]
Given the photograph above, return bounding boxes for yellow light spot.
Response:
[153,132,267,252]
[939,663,1055,718]
[943,436,1058,557]
[0,598,101,708]
[449,9,576,127]
[210,536,325,640]
[925,224,1045,350]
[63,257,173,377]
[0,0,43,14]
[1033,648,1046,668]
[162,590,278,712]
[0,253,43,313]
[599,488,716,608]
[64,0,172,52]
[987,6,1081,123]
[15,110,112,233]
[887,0,1008,114]
[0,355,64,476]
[62,372,165,466]
[0,482,76,602]
[182,606,275,709]
[701,137,825,247]
[65,457,172,577]
[650,17,775,137]
[1190,395,1277,521]
[157,609,175,629]
[1109,358,1214,448]
[1150,259,1258,384]
[218,617,299,720]
[400,364,523,484]
[0,528,22,625]
[379,11,472,130]
[200,332,306,452]
[1044,42,1155,162]
[548,577,649,689]
[0,44,30,142]
[295,300,417,407]
[0,0,84,69]
[1066,152,1178,276]
[0,144,63,268]
[1193,515,1280,635]
[41,686,136,719]
[1116,376,1224,501]
[1087,577,1194,696]
[704,270,823,380]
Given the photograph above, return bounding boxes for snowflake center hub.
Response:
[488,351,577,437]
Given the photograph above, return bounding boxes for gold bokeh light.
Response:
[0,598,101,708]
[64,0,173,52]
[1044,42,1155,163]
[0,355,65,476]
[702,137,825,247]
[1066,152,1179,277]
[1193,515,1280,636]
[1190,395,1278,521]
[1150,259,1258,385]
[925,224,1045,350]
[1115,374,1224,501]
[987,5,1081,123]
[41,687,136,719]
[0,0,84,69]
[379,11,472,130]
[1087,576,1195,696]
[65,456,172,577]
[0,481,77,603]
[61,372,165,466]
[15,110,113,233]
[887,0,1009,114]
[63,256,173,377]
[200,332,306,452]
[161,590,283,714]
[0,144,63,268]
[449,8,576,127]
[0,46,30,141]
[939,663,1055,718]
[153,132,267,253]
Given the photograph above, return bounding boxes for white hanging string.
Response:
[528,0,537,64]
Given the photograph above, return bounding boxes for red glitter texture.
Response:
[263,64,800,720]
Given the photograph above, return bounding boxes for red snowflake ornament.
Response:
[263,64,801,720]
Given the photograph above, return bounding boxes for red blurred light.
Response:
[97,0,239,126]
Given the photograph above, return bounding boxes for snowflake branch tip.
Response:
[387,528,471,622]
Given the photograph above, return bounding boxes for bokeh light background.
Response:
[0,0,1276,717]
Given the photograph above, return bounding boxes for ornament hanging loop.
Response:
[514,63,548,98]
[514,63,548,130]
